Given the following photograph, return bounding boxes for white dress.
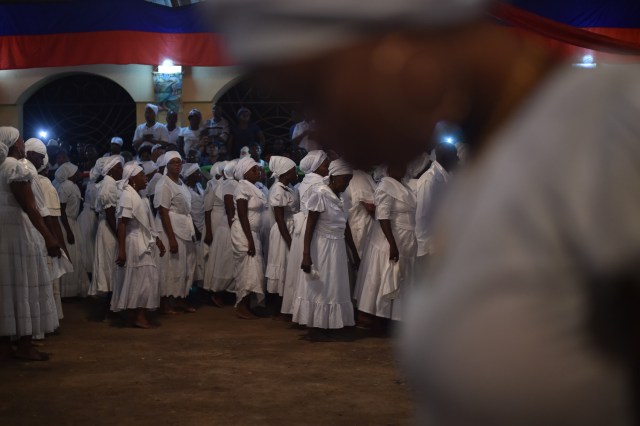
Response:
[189,184,206,283]
[231,180,267,305]
[58,179,89,297]
[265,182,299,295]
[281,173,325,314]
[343,170,376,256]
[355,177,417,321]
[154,176,196,298]
[111,185,160,311]
[0,157,58,337]
[146,172,163,200]
[204,179,237,292]
[291,184,355,329]
[89,175,120,295]
[77,180,99,273]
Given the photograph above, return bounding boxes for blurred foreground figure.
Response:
[211,1,638,424]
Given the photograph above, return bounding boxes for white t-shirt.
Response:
[180,126,204,155]
[167,127,181,146]
[134,122,170,146]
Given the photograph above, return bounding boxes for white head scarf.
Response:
[102,155,124,177]
[211,161,228,179]
[55,162,79,183]
[25,138,48,172]
[210,0,492,65]
[146,103,159,116]
[328,159,354,177]
[141,160,157,175]
[163,151,182,175]
[155,153,168,169]
[0,126,20,165]
[300,150,327,174]
[151,144,163,153]
[111,137,124,146]
[234,156,258,181]
[269,155,296,179]
[90,157,107,182]
[119,163,144,190]
[224,159,239,180]
[239,146,251,159]
[181,163,200,179]
[373,165,388,183]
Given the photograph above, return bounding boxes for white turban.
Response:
[328,159,354,177]
[163,151,182,175]
[181,163,200,179]
[90,157,107,182]
[102,155,124,176]
[210,0,492,64]
[25,138,47,156]
[211,161,228,179]
[55,162,79,183]
[239,146,251,159]
[224,159,238,180]
[141,160,158,175]
[234,156,258,181]
[0,126,20,165]
[119,163,144,190]
[151,144,164,153]
[146,103,159,115]
[300,150,327,174]
[111,137,124,146]
[269,155,296,179]
[156,153,168,169]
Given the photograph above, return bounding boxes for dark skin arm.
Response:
[11,181,61,257]
[236,199,255,257]
[45,216,69,259]
[224,194,236,228]
[105,206,117,235]
[345,222,361,269]
[273,206,292,249]
[301,211,320,273]
[159,206,179,253]
[59,202,75,245]
[204,209,213,245]
[379,219,399,262]
[115,217,128,267]
[362,201,376,217]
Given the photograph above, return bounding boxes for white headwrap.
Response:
[239,146,251,158]
[141,160,158,175]
[102,155,124,177]
[300,150,327,174]
[328,159,354,177]
[0,126,20,165]
[224,159,239,180]
[210,0,492,64]
[119,163,144,191]
[163,151,182,175]
[269,155,296,179]
[151,144,164,153]
[211,161,228,179]
[111,137,124,146]
[181,163,200,179]
[234,156,258,181]
[25,138,48,172]
[373,165,388,183]
[90,157,107,182]
[55,162,79,183]
[146,103,159,115]
[155,153,168,169]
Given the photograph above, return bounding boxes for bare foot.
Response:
[235,305,259,320]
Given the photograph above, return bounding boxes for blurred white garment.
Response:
[414,161,449,257]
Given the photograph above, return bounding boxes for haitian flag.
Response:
[0,0,231,69]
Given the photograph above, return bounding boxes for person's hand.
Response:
[301,253,312,274]
[116,250,126,267]
[389,244,399,262]
[46,239,61,258]
[247,241,256,257]
[169,237,179,254]
[156,238,166,257]
[67,230,75,245]
[204,232,213,246]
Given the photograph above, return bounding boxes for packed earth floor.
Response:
[0,298,412,425]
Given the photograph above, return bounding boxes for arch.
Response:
[22,73,137,156]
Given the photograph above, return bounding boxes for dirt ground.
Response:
[0,298,413,426]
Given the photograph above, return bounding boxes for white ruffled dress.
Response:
[204,179,237,292]
[89,175,120,295]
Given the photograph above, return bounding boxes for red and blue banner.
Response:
[0,0,231,69]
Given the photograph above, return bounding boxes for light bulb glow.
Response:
[38,130,48,139]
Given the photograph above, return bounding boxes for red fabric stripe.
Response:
[491,3,640,55]
[0,31,233,70]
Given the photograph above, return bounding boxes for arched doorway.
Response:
[23,74,136,159]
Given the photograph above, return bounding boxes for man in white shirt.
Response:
[133,103,169,150]
[203,103,230,152]
[178,109,205,157]
[166,110,181,146]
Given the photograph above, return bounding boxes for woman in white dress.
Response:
[294,159,360,341]
[281,150,330,316]
[89,155,123,310]
[112,164,166,328]
[182,163,205,285]
[343,170,376,257]
[56,162,90,298]
[147,153,167,213]
[231,157,267,319]
[355,164,417,327]
[265,156,299,314]
[78,157,106,277]
[204,160,238,305]
[202,161,226,305]
[0,127,60,361]
[154,151,197,313]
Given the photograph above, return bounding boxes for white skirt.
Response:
[77,206,98,273]
[89,218,117,295]
[0,203,59,337]
[281,213,305,314]
[203,217,235,292]
[354,224,416,321]
[231,221,265,306]
[291,234,354,329]
[60,217,89,298]
[156,218,196,298]
[111,264,160,311]
[194,240,204,284]
[265,218,294,295]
